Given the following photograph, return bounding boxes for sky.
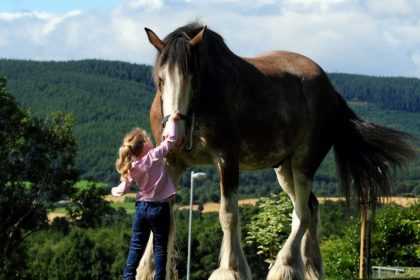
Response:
[1,0,420,78]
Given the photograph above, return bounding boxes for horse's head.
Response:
[145,24,206,150]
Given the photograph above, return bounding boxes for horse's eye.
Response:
[158,78,165,91]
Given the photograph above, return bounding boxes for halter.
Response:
[160,93,198,153]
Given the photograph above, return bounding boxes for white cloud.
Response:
[0,11,51,21]
[0,0,420,78]
[366,0,415,17]
[0,10,82,46]
[412,52,420,78]
[123,0,164,10]
[43,10,81,35]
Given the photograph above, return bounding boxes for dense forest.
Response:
[0,59,419,199]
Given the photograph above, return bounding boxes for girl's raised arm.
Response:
[148,113,180,160]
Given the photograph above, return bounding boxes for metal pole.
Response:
[359,204,367,279]
[186,171,194,280]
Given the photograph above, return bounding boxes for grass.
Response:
[51,207,67,214]
[111,201,136,215]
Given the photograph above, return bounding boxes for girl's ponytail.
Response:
[116,145,133,180]
[115,128,147,181]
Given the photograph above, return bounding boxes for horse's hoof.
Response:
[267,263,304,280]
[135,273,154,280]
[303,258,323,280]
[208,268,239,280]
[136,265,155,280]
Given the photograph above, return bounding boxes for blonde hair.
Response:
[115,128,149,181]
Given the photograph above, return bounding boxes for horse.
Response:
[136,22,416,280]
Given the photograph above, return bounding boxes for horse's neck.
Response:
[205,54,264,93]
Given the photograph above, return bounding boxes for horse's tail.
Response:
[333,93,416,207]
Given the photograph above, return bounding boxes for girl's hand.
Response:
[162,111,180,140]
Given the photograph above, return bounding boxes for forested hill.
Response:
[0,59,419,196]
[329,73,420,112]
[0,59,155,181]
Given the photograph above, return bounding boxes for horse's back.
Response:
[239,51,340,170]
[245,51,325,81]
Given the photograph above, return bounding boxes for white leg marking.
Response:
[268,166,311,280]
[136,235,155,280]
[301,195,323,280]
[209,193,252,280]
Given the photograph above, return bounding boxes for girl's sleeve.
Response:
[111,175,133,196]
[148,118,177,160]
[130,118,178,171]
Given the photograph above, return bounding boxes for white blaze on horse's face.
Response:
[160,64,192,142]
[160,64,192,116]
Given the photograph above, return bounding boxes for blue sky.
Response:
[1,0,420,78]
[0,0,119,12]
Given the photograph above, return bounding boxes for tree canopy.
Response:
[0,77,78,278]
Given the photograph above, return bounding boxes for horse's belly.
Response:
[238,144,289,170]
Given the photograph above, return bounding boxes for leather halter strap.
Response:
[161,113,190,127]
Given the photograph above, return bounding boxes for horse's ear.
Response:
[190,26,207,47]
[145,28,165,51]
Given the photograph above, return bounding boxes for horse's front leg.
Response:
[209,156,252,280]
[136,159,186,280]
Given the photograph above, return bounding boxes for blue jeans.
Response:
[123,201,170,280]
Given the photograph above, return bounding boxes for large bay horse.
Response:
[137,22,415,280]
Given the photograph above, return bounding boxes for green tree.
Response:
[66,181,124,228]
[321,226,359,280]
[25,222,132,280]
[321,203,420,279]
[245,192,293,265]
[371,203,420,267]
[0,77,78,278]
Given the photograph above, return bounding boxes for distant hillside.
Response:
[330,73,420,113]
[0,59,419,197]
[0,59,154,181]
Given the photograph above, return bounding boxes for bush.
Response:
[245,192,293,265]
[25,225,131,280]
[66,182,128,227]
[321,203,420,279]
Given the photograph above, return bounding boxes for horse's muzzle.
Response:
[162,113,194,152]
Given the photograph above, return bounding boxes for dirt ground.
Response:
[178,196,419,213]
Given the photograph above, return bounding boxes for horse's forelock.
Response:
[152,39,190,88]
[152,22,234,91]
[153,22,204,84]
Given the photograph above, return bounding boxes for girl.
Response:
[112,112,181,280]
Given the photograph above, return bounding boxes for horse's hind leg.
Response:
[267,159,311,280]
[209,157,252,280]
[301,193,323,280]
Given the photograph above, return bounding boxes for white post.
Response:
[186,171,207,280]
[186,171,195,280]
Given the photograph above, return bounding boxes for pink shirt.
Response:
[111,119,177,201]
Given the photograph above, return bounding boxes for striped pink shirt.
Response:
[111,119,177,201]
